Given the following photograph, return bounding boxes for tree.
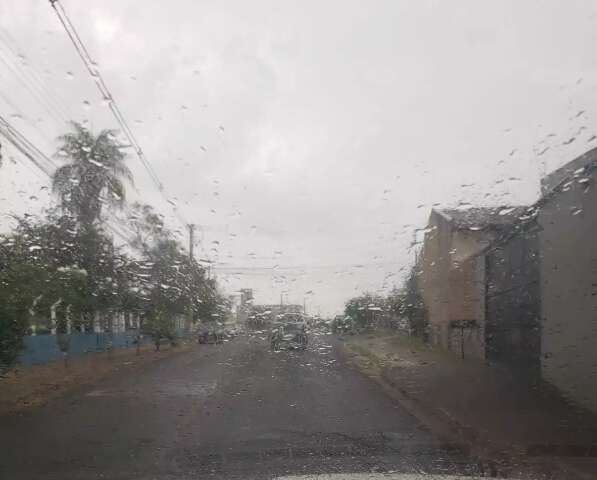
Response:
[344,293,386,330]
[52,122,132,230]
[51,123,132,319]
[401,267,428,340]
[128,202,168,253]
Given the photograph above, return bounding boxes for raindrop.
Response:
[588,135,597,143]
[509,149,517,156]
[29,245,42,252]
[498,207,515,216]
[66,71,74,80]
[82,100,91,110]
[200,146,207,152]
[88,159,104,168]
[219,125,225,133]
[562,137,576,145]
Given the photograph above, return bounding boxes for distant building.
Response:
[246,304,304,329]
[418,207,526,359]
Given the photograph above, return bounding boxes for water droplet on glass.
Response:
[66,71,74,80]
[82,100,91,110]
[498,207,515,216]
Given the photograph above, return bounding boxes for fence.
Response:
[17,331,151,367]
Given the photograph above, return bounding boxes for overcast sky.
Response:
[1,0,597,315]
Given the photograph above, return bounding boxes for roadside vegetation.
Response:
[0,123,224,375]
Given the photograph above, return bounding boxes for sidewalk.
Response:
[340,332,597,479]
[0,340,192,417]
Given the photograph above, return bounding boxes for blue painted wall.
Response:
[17,331,151,367]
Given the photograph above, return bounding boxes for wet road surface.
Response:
[0,333,478,479]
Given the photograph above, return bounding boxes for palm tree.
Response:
[52,122,132,230]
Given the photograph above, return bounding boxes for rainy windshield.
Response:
[1,1,597,479]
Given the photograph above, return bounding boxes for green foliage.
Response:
[344,293,386,330]
[400,267,429,339]
[144,308,175,350]
[0,124,226,372]
[52,122,132,229]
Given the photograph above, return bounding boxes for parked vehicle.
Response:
[270,321,308,351]
[198,322,224,344]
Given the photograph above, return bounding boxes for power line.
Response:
[0,27,75,123]
[48,0,194,236]
[0,114,137,245]
[48,0,165,194]
[0,116,55,175]
[0,48,68,128]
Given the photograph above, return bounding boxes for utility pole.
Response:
[186,224,195,332]
[188,224,195,260]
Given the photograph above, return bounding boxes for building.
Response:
[418,207,526,359]
[536,147,597,412]
[246,304,303,329]
[482,217,541,371]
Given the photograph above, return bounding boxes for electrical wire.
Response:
[48,0,192,237]
[0,114,138,245]
[0,27,75,122]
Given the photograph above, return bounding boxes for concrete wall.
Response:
[538,172,597,412]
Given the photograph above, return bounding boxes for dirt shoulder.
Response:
[0,340,194,417]
[339,332,597,480]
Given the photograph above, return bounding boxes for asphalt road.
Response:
[0,333,479,479]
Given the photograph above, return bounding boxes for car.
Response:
[270,321,308,351]
[197,323,224,344]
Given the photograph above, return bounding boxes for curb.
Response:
[340,340,596,480]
